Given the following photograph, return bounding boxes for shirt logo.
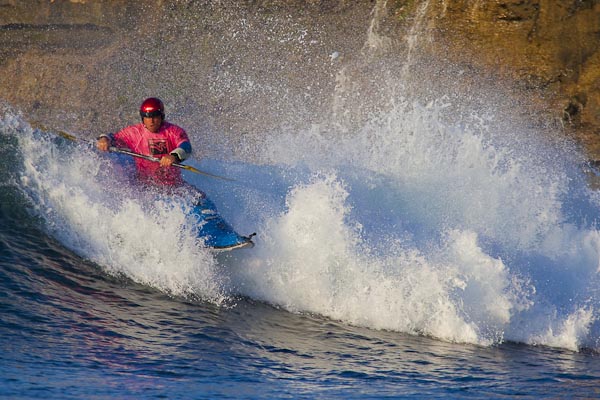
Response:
[148,139,168,156]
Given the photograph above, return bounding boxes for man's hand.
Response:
[160,154,177,168]
[96,137,110,152]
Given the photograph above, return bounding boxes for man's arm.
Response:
[160,141,191,168]
[169,141,192,162]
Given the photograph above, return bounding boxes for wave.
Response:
[2,88,600,352]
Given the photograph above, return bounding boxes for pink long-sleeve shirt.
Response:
[112,121,191,186]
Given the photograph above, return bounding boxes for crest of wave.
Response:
[236,172,529,344]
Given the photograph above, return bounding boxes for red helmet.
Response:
[139,97,165,119]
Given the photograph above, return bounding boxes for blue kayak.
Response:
[191,196,255,251]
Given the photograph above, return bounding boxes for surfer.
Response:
[96,97,192,187]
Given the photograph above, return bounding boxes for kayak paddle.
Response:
[33,123,235,181]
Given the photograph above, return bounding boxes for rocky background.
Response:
[421,0,600,158]
[0,0,599,159]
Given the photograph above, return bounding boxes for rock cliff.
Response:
[418,0,600,158]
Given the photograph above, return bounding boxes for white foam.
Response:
[227,98,600,350]
[9,119,226,303]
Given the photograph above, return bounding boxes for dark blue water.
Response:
[2,115,600,399]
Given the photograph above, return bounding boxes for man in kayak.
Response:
[96,97,192,187]
[95,97,254,250]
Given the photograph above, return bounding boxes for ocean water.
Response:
[2,91,600,398]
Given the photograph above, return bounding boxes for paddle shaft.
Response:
[36,124,234,181]
[108,146,234,180]
[111,145,183,165]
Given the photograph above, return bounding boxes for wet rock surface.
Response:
[423,0,600,158]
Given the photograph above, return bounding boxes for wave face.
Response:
[2,1,600,353]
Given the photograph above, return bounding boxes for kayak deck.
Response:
[191,198,255,251]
